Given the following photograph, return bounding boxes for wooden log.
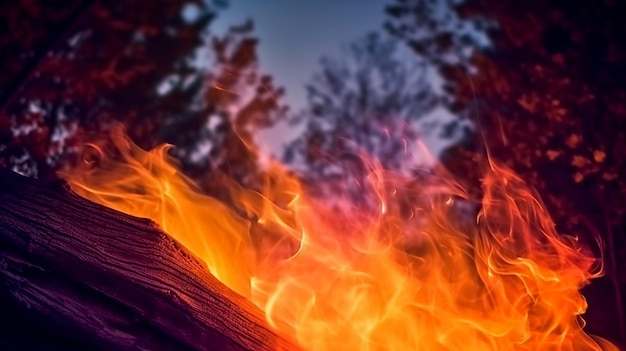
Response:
[0,168,299,351]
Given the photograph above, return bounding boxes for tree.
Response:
[0,0,229,178]
[386,0,626,345]
[166,19,288,190]
[1,0,286,190]
[283,32,440,198]
[384,0,493,113]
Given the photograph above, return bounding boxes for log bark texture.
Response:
[0,168,299,351]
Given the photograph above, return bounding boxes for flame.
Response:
[63,125,618,351]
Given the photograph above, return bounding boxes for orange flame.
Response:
[63,125,618,351]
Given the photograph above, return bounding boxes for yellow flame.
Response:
[63,125,618,351]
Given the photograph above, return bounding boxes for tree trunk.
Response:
[0,168,299,351]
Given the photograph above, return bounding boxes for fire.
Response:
[63,125,618,351]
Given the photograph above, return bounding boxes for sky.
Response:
[208,1,459,160]
[212,0,390,112]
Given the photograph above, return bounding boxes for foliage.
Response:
[1,0,219,177]
[165,19,287,189]
[384,0,493,113]
[0,0,284,187]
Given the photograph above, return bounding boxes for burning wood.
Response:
[53,124,618,351]
[0,168,298,350]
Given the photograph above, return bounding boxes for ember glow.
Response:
[63,125,618,351]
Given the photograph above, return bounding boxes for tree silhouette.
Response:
[283,32,440,199]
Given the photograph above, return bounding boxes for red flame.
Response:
[62,125,618,351]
